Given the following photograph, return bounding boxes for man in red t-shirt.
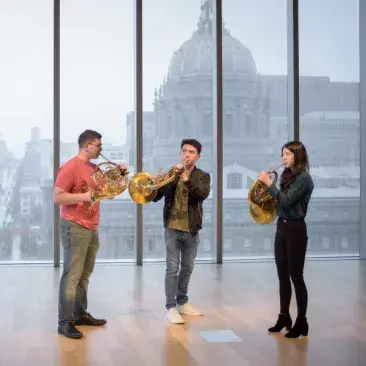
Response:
[54,129,128,339]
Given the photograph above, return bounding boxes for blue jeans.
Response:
[58,219,100,324]
[165,228,199,310]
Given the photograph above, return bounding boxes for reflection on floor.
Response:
[198,329,243,343]
[0,259,365,366]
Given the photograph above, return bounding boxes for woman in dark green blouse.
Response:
[258,141,314,338]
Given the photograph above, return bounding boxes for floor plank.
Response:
[0,260,365,365]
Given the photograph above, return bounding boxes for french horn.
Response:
[128,165,184,204]
[82,153,129,205]
[248,163,284,224]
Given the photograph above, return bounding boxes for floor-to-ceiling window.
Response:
[222,0,288,259]
[0,1,363,265]
[299,0,360,257]
[142,0,214,261]
[0,0,54,262]
[60,0,135,261]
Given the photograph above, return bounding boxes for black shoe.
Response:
[75,312,107,326]
[268,313,292,332]
[58,322,83,339]
[285,317,309,338]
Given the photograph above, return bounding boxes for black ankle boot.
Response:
[268,313,292,332]
[285,317,308,338]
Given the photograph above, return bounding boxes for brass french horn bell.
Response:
[248,163,284,224]
[82,153,129,205]
[128,165,184,204]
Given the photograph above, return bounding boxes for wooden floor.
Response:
[0,259,365,366]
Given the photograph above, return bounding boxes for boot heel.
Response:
[302,323,309,336]
[285,317,309,338]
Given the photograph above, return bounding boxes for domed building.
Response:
[152,0,275,173]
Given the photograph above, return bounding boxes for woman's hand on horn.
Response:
[258,171,272,187]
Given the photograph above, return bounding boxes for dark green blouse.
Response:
[267,171,314,220]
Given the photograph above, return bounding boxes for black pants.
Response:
[274,218,308,318]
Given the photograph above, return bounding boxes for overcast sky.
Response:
[0,0,359,158]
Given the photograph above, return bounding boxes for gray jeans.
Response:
[58,219,100,324]
[165,228,199,310]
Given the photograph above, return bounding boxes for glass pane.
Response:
[299,0,360,256]
[222,0,288,259]
[0,1,54,262]
[60,1,134,261]
[142,0,214,261]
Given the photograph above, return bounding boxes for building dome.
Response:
[151,1,268,174]
[167,1,257,79]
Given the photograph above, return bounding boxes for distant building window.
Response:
[245,114,251,135]
[264,237,272,250]
[204,239,210,252]
[227,173,242,189]
[340,236,348,249]
[203,114,212,137]
[182,115,190,137]
[224,239,231,251]
[125,237,134,253]
[247,177,254,188]
[148,238,155,252]
[165,117,172,138]
[244,238,251,249]
[224,114,234,135]
[322,237,330,249]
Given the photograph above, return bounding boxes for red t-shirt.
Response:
[55,156,100,230]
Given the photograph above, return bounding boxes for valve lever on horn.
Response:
[128,165,183,204]
[82,153,129,207]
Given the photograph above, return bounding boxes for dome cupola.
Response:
[167,0,257,79]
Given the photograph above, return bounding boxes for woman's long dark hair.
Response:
[280,141,310,190]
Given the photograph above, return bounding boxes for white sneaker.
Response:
[177,303,203,316]
[167,307,185,324]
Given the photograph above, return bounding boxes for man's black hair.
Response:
[181,138,202,155]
